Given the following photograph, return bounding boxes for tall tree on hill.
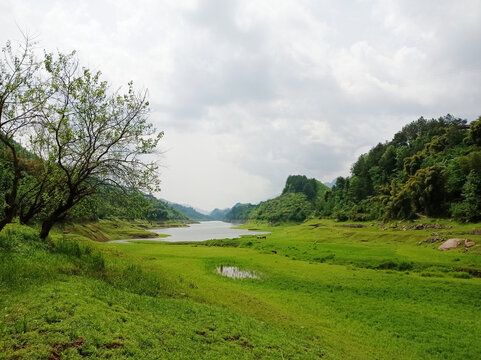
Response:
[0,37,47,231]
[32,52,162,239]
[470,116,481,146]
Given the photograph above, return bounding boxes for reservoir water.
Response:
[110,221,269,243]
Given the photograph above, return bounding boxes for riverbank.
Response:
[1,219,480,359]
[59,218,190,242]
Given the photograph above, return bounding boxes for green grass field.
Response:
[1,219,480,359]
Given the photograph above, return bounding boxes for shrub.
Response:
[0,225,43,252]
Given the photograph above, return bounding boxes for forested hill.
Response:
[0,140,188,224]
[224,175,329,223]
[226,115,481,223]
[162,201,211,221]
[322,114,481,222]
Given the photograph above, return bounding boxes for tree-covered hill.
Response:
[164,201,211,221]
[247,175,329,224]
[209,208,231,221]
[226,115,481,224]
[320,114,481,221]
[0,142,188,225]
[224,203,257,222]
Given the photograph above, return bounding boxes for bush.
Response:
[54,238,83,257]
[0,225,43,252]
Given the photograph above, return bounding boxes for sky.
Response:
[1,0,481,211]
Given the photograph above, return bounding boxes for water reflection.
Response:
[110,221,270,243]
[216,266,260,279]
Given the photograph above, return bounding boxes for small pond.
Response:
[110,221,269,243]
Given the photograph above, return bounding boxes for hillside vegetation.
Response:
[226,115,481,224]
[323,115,481,221]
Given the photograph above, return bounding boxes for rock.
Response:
[414,224,425,230]
[438,238,466,251]
[465,240,476,248]
[335,224,366,228]
[402,226,408,231]
[425,237,443,244]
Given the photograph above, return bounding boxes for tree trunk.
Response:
[0,164,20,232]
[39,217,57,240]
[19,210,35,225]
[0,214,13,232]
[39,193,77,240]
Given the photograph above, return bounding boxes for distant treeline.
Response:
[225,115,481,223]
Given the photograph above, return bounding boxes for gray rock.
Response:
[438,238,465,251]
[465,240,476,248]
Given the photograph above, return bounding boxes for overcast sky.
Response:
[2,0,480,211]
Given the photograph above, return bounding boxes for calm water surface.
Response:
[110,221,269,243]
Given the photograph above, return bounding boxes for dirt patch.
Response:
[456,268,481,278]
[335,224,366,228]
[105,342,124,349]
[49,337,84,360]
[130,233,158,239]
[224,335,254,349]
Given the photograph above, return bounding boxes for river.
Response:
[109,221,269,243]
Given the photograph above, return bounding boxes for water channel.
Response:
[109,221,270,243]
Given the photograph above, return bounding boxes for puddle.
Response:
[216,266,260,279]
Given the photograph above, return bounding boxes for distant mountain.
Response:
[323,180,337,188]
[161,200,237,221]
[224,203,256,222]
[162,200,211,221]
[209,208,230,221]
[193,207,211,215]
[143,195,190,221]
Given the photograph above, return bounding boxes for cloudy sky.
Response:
[2,0,480,211]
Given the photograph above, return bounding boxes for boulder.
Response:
[465,240,476,248]
[438,238,465,251]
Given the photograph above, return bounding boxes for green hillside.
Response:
[247,175,329,224]
[240,115,481,225]
[319,115,481,222]
[224,203,257,222]
[164,201,211,221]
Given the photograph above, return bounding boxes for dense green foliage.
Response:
[247,175,328,224]
[250,193,314,223]
[224,203,257,222]
[0,146,187,224]
[167,202,211,221]
[69,190,188,222]
[242,115,481,224]
[209,208,231,221]
[322,114,481,221]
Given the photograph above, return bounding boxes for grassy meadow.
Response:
[1,219,480,359]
